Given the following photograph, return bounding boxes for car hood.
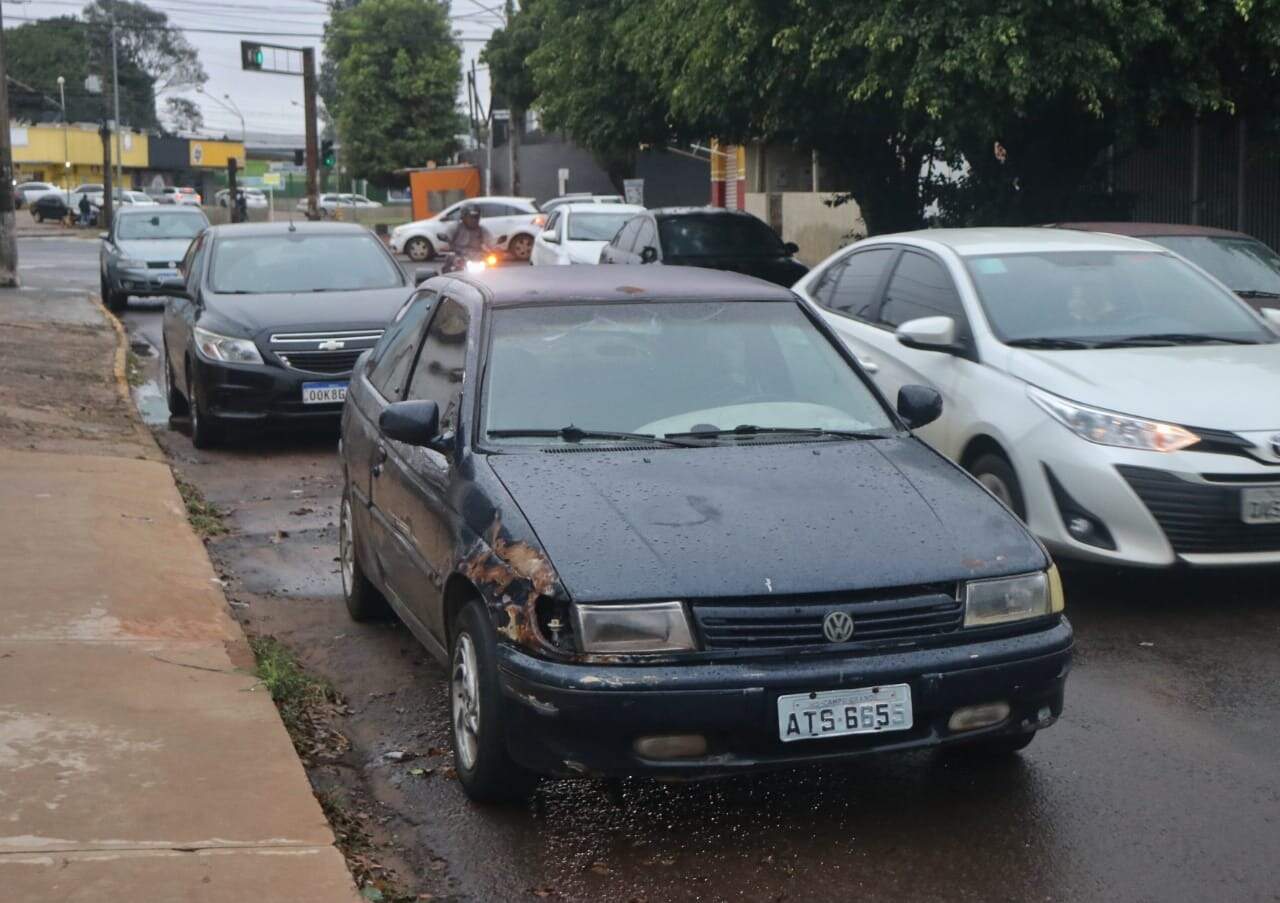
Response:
[115,239,194,263]
[1005,344,1280,430]
[487,438,1044,603]
[666,254,809,288]
[202,286,410,338]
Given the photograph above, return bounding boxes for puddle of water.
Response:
[132,380,172,427]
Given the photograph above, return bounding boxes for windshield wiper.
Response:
[1004,337,1096,350]
[663,424,891,440]
[1235,290,1280,299]
[1094,332,1258,348]
[486,425,703,447]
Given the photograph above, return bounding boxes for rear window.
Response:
[659,214,786,257]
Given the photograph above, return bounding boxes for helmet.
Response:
[461,204,481,224]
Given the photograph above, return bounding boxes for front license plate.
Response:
[1242,486,1280,524]
[301,381,347,405]
[777,684,913,743]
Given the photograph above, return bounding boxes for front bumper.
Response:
[191,355,347,423]
[109,266,181,297]
[497,618,1072,779]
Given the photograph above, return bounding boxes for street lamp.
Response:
[195,86,246,142]
[57,76,70,193]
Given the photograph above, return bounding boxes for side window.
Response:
[634,218,659,256]
[825,248,896,320]
[612,217,641,252]
[405,297,470,434]
[545,210,562,237]
[441,206,461,222]
[479,202,507,218]
[368,293,436,401]
[880,251,967,331]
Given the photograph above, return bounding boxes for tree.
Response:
[325,0,463,182]
[164,97,204,133]
[3,18,94,123]
[82,0,206,98]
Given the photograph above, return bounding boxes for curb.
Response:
[93,292,164,458]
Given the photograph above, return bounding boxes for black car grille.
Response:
[1117,465,1280,554]
[691,585,962,651]
[276,350,364,374]
[145,261,175,269]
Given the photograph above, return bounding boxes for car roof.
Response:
[445,263,796,307]
[1051,221,1253,240]
[459,195,536,205]
[860,226,1163,257]
[116,204,205,216]
[559,202,645,215]
[206,220,369,237]
[650,206,761,219]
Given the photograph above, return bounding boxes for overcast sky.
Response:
[7,0,499,140]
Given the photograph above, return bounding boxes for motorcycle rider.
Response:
[449,204,494,260]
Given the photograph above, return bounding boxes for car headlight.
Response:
[193,326,263,365]
[964,568,1062,628]
[1028,386,1199,452]
[118,258,147,269]
[571,601,697,653]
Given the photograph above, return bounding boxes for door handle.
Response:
[857,357,879,374]
[372,442,386,477]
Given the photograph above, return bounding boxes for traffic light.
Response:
[241,41,264,70]
[321,139,335,169]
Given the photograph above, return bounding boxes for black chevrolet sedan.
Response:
[599,207,809,287]
[159,221,411,447]
[338,266,1072,802]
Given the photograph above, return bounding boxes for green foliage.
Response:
[325,0,463,184]
[164,97,204,133]
[480,0,538,113]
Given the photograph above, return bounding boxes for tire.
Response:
[101,275,128,312]
[507,233,534,261]
[948,731,1036,757]
[162,339,189,418]
[968,452,1026,520]
[404,236,434,262]
[450,599,539,803]
[187,361,224,449]
[339,487,390,621]
[33,211,43,223]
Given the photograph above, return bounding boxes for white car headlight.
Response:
[1028,386,1199,452]
[193,326,263,365]
[964,568,1062,628]
[572,601,697,653]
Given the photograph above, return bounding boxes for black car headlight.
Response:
[571,601,697,653]
[193,326,263,365]
[963,567,1064,628]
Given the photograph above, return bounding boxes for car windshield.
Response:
[965,250,1274,346]
[209,233,404,293]
[658,215,786,258]
[481,300,894,445]
[1146,235,1280,294]
[568,212,635,242]
[116,212,207,240]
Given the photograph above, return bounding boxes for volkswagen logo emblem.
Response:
[317,339,346,351]
[822,610,855,643]
[1271,433,1280,459]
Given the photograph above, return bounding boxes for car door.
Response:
[347,293,437,590]
[601,216,642,264]
[634,216,661,263]
[806,246,897,370]
[845,248,978,453]
[373,295,470,644]
[531,209,561,265]
[164,232,209,396]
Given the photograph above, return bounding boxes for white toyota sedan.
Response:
[794,227,1280,568]
[530,202,644,266]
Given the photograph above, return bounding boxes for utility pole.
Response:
[302,47,319,220]
[111,12,123,197]
[0,0,18,287]
[58,76,70,195]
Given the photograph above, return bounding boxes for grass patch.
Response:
[125,349,146,387]
[175,477,228,538]
[248,635,349,761]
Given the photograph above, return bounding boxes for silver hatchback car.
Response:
[99,206,209,312]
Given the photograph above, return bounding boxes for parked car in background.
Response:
[337,265,1070,803]
[794,227,1280,568]
[15,181,60,208]
[69,183,105,210]
[600,207,808,287]
[295,193,384,216]
[158,221,411,448]
[539,193,625,215]
[99,205,209,312]
[152,186,203,206]
[89,189,159,209]
[1055,222,1280,315]
[530,202,644,265]
[384,188,412,207]
[29,193,70,223]
[389,196,543,262]
[215,187,269,209]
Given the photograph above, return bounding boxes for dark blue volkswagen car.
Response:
[338,266,1072,802]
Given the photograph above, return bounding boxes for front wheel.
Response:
[507,233,533,261]
[404,236,434,262]
[451,600,538,803]
[188,362,225,449]
[101,275,127,312]
[968,452,1026,520]
[162,338,189,417]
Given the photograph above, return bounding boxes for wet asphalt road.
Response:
[28,238,1280,901]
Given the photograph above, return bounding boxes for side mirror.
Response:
[897,384,943,429]
[414,268,432,286]
[640,245,659,264]
[541,229,559,244]
[380,399,440,447]
[896,316,960,353]
[157,276,190,299]
[783,241,799,256]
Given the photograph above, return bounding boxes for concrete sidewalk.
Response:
[0,288,359,901]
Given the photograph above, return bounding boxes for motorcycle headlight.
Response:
[572,601,697,653]
[193,326,263,365]
[964,569,1062,628]
[1028,386,1198,452]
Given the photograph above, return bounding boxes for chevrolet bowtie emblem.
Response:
[317,340,346,351]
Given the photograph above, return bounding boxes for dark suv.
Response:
[338,266,1072,802]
